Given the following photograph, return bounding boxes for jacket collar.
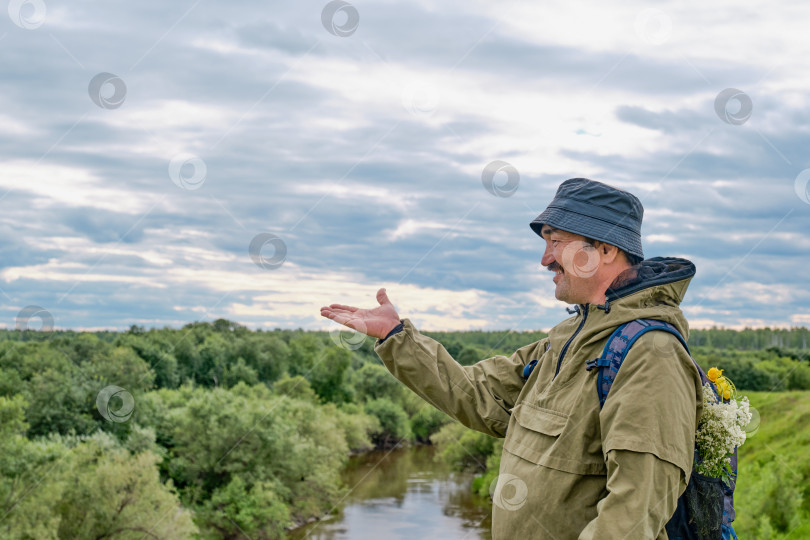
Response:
[569,256,696,340]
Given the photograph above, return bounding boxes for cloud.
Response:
[1,0,808,332]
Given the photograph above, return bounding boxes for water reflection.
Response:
[290,445,492,540]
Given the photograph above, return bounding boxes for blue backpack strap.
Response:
[587,319,691,409]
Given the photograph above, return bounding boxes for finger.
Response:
[328,303,358,312]
[322,306,356,318]
[376,287,391,306]
[322,310,353,327]
[320,308,352,318]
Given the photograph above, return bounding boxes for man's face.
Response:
[540,225,602,305]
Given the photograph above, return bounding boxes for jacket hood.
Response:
[561,256,696,346]
[604,256,696,306]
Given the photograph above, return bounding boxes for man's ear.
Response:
[598,242,620,264]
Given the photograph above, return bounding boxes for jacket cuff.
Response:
[376,320,405,345]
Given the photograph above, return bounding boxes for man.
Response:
[320,178,703,539]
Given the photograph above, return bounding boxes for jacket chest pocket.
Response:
[503,402,606,476]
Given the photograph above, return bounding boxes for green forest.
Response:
[1,321,808,539]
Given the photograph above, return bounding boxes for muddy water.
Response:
[289,445,493,539]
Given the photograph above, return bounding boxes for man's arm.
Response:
[375,318,546,438]
[579,331,703,539]
[579,450,685,539]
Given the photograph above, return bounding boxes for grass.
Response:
[733,391,810,538]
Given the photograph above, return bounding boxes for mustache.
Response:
[548,262,563,273]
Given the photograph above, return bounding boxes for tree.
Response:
[56,433,198,539]
[287,334,323,378]
[163,384,348,531]
[197,333,232,387]
[431,421,496,471]
[309,347,352,403]
[0,394,67,539]
[24,363,96,437]
[364,398,410,448]
[410,406,451,443]
[457,345,485,366]
[115,334,180,389]
[1,400,196,539]
[200,476,290,539]
[352,363,402,402]
[253,336,291,383]
[223,357,259,387]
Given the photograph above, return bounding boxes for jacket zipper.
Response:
[553,303,588,379]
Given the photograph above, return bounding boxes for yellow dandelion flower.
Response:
[707,367,723,382]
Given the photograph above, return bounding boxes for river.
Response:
[289,445,493,539]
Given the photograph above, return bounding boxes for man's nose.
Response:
[541,247,555,268]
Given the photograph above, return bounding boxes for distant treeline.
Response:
[4,321,807,355]
[688,326,810,350]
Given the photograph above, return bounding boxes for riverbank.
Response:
[285,440,436,533]
[287,445,492,539]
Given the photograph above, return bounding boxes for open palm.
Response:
[320,288,401,340]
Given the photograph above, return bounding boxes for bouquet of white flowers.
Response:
[694,367,753,481]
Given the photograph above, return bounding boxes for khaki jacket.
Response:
[374,257,703,539]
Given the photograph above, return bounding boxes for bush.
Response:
[410,406,451,443]
[364,398,410,448]
[352,363,402,402]
[472,439,505,498]
[738,460,804,534]
[308,347,352,403]
[430,421,496,471]
[272,374,318,403]
[457,345,485,366]
[331,403,380,452]
[199,476,290,540]
[223,357,259,387]
[165,384,349,530]
[1,427,197,539]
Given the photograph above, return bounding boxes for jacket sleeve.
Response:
[578,450,685,539]
[579,330,704,539]
[373,318,546,437]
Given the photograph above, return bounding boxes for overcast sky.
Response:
[2,0,809,333]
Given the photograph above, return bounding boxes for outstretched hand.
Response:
[320,288,401,340]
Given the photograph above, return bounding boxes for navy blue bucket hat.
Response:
[530,178,645,260]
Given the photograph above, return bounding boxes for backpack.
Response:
[521,318,739,539]
[585,318,738,540]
